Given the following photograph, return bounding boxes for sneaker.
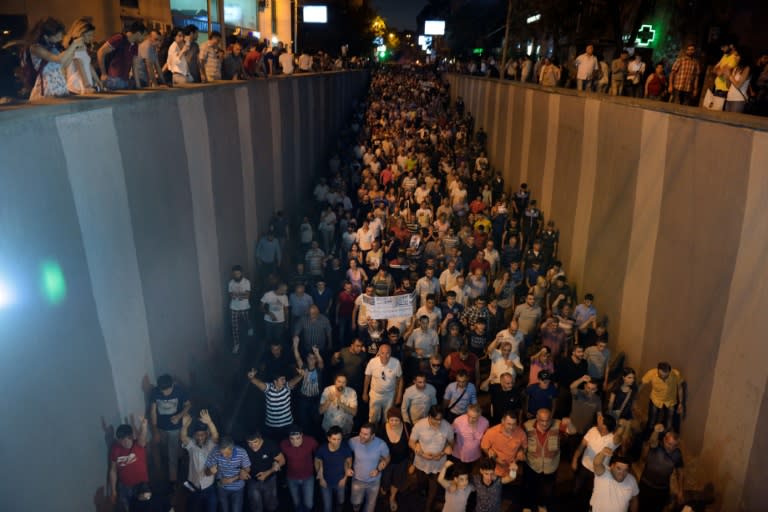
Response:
[232,344,240,354]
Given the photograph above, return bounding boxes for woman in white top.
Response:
[27,17,85,101]
[725,49,751,113]
[164,27,192,85]
[64,18,102,94]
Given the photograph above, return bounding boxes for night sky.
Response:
[374,0,427,32]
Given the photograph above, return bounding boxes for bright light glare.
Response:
[0,278,13,308]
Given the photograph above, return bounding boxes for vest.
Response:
[524,418,561,474]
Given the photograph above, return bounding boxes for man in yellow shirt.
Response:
[714,44,739,94]
[641,362,684,437]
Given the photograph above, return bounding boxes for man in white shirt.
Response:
[439,259,461,296]
[228,265,252,354]
[362,344,403,423]
[401,373,437,425]
[572,413,625,507]
[261,283,289,345]
[575,44,599,91]
[279,48,294,74]
[319,374,358,435]
[590,449,639,512]
[180,410,219,508]
[298,51,313,71]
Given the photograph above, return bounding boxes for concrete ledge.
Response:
[446,72,768,132]
[0,69,368,123]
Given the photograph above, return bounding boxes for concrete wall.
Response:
[446,74,768,511]
[0,71,367,512]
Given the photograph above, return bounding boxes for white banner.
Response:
[363,291,417,320]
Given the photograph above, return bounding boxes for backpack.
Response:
[20,45,48,95]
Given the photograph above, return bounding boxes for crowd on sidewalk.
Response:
[108,67,700,512]
[9,16,364,102]
[453,42,768,116]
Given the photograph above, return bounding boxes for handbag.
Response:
[609,388,633,420]
[703,88,725,111]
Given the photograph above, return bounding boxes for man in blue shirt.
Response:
[526,371,558,418]
[443,370,478,422]
[150,374,191,484]
[349,423,390,512]
[574,294,598,344]
[205,437,251,512]
[315,426,354,512]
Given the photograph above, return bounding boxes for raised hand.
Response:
[199,409,212,424]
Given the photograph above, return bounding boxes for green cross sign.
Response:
[635,24,656,47]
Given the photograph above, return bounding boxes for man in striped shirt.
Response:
[248,367,304,441]
[204,437,250,512]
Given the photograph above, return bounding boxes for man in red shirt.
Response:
[243,44,263,78]
[280,425,319,512]
[109,417,149,510]
[97,21,147,90]
[336,280,358,345]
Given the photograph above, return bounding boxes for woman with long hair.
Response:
[607,367,638,421]
[26,17,85,100]
[725,47,752,113]
[63,18,102,94]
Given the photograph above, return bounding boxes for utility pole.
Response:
[500,0,513,79]
[294,0,299,54]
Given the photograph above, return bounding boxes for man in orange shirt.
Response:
[480,410,526,477]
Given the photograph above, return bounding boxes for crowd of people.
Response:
[107,67,698,512]
[453,42,768,116]
[13,16,364,102]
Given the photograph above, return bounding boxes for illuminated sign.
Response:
[526,14,541,24]
[303,5,328,23]
[424,20,445,36]
[635,24,656,47]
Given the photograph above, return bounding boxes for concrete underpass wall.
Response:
[446,74,768,511]
[0,71,367,512]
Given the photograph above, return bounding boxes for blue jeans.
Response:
[287,477,314,512]
[247,477,278,512]
[117,481,137,511]
[187,484,217,512]
[350,479,380,512]
[577,79,593,91]
[216,486,244,512]
[320,482,346,512]
[105,76,131,90]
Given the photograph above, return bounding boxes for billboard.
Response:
[424,20,445,36]
[303,5,328,23]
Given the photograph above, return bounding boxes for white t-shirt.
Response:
[354,294,371,325]
[279,52,294,74]
[575,53,598,80]
[357,228,375,251]
[229,278,251,311]
[489,349,521,383]
[581,426,619,472]
[261,291,288,323]
[590,470,639,512]
[184,439,216,490]
[364,357,402,395]
[66,48,94,93]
